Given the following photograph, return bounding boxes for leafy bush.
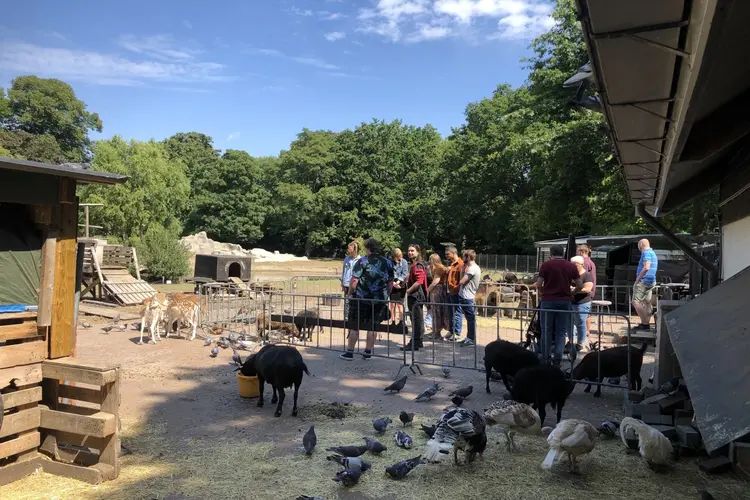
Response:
[138,224,190,281]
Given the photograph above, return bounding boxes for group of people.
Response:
[338,238,482,360]
[536,239,658,365]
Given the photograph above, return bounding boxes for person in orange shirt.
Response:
[444,245,464,341]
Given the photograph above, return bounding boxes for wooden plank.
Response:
[39,458,102,485]
[89,247,105,298]
[58,177,75,204]
[57,402,99,416]
[0,321,38,341]
[99,369,120,476]
[57,384,102,405]
[43,358,118,385]
[50,201,77,359]
[1,386,42,410]
[78,305,139,321]
[132,247,141,280]
[0,312,38,321]
[0,341,46,370]
[40,407,116,438]
[37,230,58,327]
[40,433,99,466]
[0,407,41,439]
[0,432,41,461]
[45,430,105,451]
[0,457,42,487]
[0,364,42,388]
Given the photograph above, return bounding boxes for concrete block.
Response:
[628,390,644,403]
[674,409,694,426]
[657,393,688,412]
[642,393,670,405]
[632,402,662,417]
[699,456,733,474]
[677,425,702,449]
[652,425,678,441]
[683,398,693,411]
[643,414,674,426]
[642,387,660,398]
[734,443,750,479]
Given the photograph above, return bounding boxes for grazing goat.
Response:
[294,308,323,341]
[139,293,169,344]
[571,342,648,397]
[484,339,540,394]
[510,364,575,426]
[239,344,310,417]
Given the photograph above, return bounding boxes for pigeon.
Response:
[373,417,392,434]
[420,423,436,438]
[232,349,243,366]
[80,322,92,329]
[220,338,231,349]
[597,420,620,438]
[451,395,464,407]
[363,437,387,454]
[414,383,440,402]
[120,322,129,330]
[326,454,372,472]
[210,346,219,358]
[132,322,141,331]
[384,455,425,479]
[441,366,451,378]
[384,375,407,394]
[332,468,361,487]
[394,430,413,449]
[303,425,316,455]
[204,338,214,346]
[228,332,237,343]
[399,411,414,426]
[325,445,368,457]
[449,385,473,399]
[101,326,113,334]
[112,314,121,324]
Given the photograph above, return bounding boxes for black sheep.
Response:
[484,339,540,394]
[510,364,575,426]
[294,308,322,341]
[571,342,648,397]
[239,344,310,417]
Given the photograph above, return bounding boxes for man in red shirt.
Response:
[536,245,583,366]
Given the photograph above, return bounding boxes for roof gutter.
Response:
[636,201,719,289]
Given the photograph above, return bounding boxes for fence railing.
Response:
[198,285,641,396]
[476,254,538,273]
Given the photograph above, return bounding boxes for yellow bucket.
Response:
[237,373,260,398]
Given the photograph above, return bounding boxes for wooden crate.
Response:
[36,358,121,484]
[0,313,43,343]
[0,363,43,473]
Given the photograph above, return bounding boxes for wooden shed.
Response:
[0,157,127,485]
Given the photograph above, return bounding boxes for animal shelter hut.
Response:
[0,157,127,486]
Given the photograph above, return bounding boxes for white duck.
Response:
[620,417,675,469]
[483,400,542,452]
[541,419,598,473]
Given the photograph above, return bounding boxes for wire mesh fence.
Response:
[476,254,538,273]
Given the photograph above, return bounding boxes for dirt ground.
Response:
[2,261,748,500]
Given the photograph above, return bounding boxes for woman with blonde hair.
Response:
[389,247,408,325]
[426,253,450,339]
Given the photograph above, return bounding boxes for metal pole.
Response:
[84,205,90,238]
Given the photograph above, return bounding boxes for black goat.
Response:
[239,345,310,417]
[484,339,539,394]
[571,342,648,397]
[294,308,323,341]
[510,364,575,426]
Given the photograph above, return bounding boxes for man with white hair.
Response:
[633,238,658,330]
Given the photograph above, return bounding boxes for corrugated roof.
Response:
[0,157,128,185]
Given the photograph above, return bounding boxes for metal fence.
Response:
[476,254,538,273]
[198,284,641,395]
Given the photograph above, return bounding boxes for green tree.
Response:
[0,129,65,163]
[80,136,190,242]
[138,222,191,280]
[3,76,102,161]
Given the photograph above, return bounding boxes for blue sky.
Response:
[0,0,555,156]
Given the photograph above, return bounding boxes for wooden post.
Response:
[50,198,78,359]
[97,368,120,478]
[72,242,85,355]
[37,230,58,328]
[84,205,90,238]
[131,247,141,281]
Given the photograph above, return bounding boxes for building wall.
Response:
[720,165,750,279]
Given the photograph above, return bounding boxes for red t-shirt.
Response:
[407,260,428,296]
[539,258,580,301]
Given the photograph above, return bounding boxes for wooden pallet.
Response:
[0,313,42,343]
[0,363,43,473]
[101,271,157,306]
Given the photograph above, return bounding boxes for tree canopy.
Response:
[2,0,717,259]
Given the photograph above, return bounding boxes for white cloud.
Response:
[117,34,202,61]
[357,0,555,43]
[290,6,313,16]
[319,11,346,20]
[45,31,69,42]
[226,131,241,141]
[324,31,346,41]
[0,41,231,87]
[246,47,340,70]
[183,20,193,29]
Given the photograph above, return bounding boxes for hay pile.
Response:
[0,410,747,500]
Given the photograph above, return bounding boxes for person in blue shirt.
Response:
[633,238,658,330]
[341,240,360,321]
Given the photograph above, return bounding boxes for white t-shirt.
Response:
[459,262,481,300]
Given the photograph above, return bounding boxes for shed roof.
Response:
[0,157,128,185]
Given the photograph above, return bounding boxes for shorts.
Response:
[347,298,389,330]
[390,286,406,301]
[633,281,655,302]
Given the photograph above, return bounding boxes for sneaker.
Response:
[458,338,475,347]
[634,324,651,331]
[400,341,423,351]
[575,343,583,352]
[339,351,354,360]
[361,350,372,360]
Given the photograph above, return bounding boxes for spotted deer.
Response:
[165,294,200,340]
[139,293,169,344]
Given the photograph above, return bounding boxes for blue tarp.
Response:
[0,304,33,313]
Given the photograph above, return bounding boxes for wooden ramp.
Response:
[81,244,156,306]
[100,269,156,305]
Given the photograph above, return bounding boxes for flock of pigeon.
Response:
[203,329,262,366]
